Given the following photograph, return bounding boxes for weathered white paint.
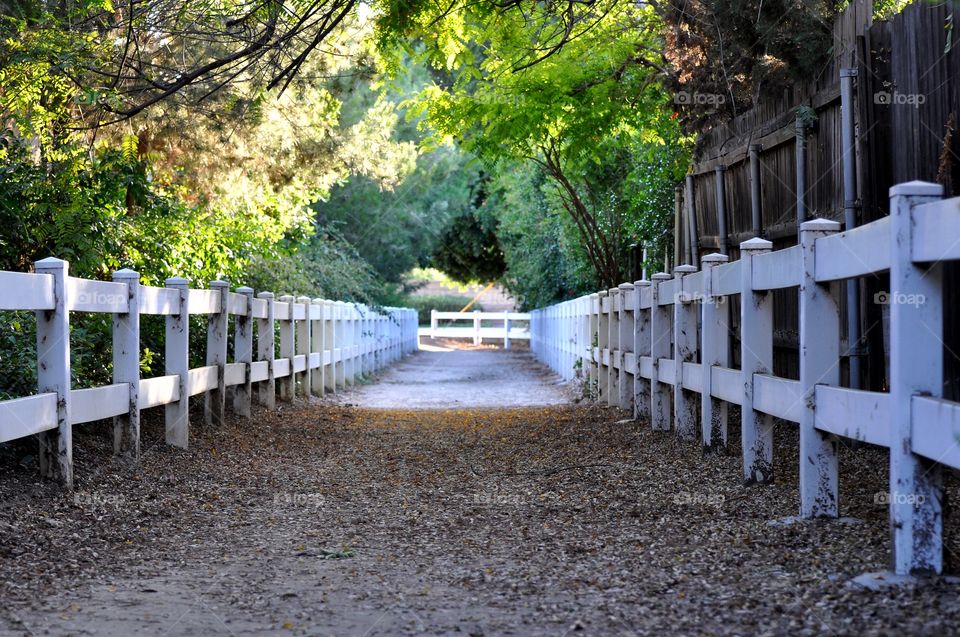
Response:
[814,216,891,282]
[34,257,72,488]
[112,269,140,457]
[649,275,672,431]
[233,287,254,418]
[799,219,841,518]
[673,266,698,441]
[256,292,276,410]
[165,277,190,448]
[911,196,960,262]
[752,375,802,422]
[700,253,729,452]
[814,385,890,446]
[740,238,774,484]
[205,281,229,427]
[751,245,802,290]
[888,181,944,575]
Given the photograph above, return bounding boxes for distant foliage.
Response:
[405,296,483,325]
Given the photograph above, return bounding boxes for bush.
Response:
[404,295,483,325]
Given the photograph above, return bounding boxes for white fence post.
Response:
[700,254,729,453]
[324,301,337,394]
[504,310,511,350]
[278,294,295,400]
[112,268,140,457]
[233,286,254,418]
[799,219,841,518]
[673,265,699,440]
[650,273,673,431]
[607,287,620,407]
[473,309,482,345]
[256,292,276,410]
[430,309,438,340]
[598,290,610,403]
[312,298,325,396]
[588,293,599,400]
[296,295,311,397]
[739,238,774,483]
[34,257,73,487]
[165,277,190,447]
[633,280,651,422]
[205,280,229,427]
[889,181,945,574]
[618,282,635,411]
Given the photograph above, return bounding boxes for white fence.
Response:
[530,181,960,576]
[0,259,419,489]
[422,310,530,348]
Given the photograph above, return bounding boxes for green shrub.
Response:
[404,295,482,325]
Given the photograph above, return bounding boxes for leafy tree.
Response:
[379,0,688,289]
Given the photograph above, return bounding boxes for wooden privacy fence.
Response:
[0,258,419,489]
[531,181,960,576]
[424,310,530,348]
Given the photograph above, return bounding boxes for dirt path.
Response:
[338,342,573,409]
[2,398,960,635]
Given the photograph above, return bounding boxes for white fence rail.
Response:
[530,181,960,576]
[421,310,530,348]
[1,259,419,488]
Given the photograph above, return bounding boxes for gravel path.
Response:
[1,351,959,635]
[337,341,573,409]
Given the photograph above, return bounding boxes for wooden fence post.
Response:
[607,287,620,407]
[324,301,337,394]
[618,282,635,411]
[112,268,140,457]
[256,292,276,410]
[165,277,190,447]
[233,286,254,418]
[597,290,609,404]
[205,280,229,427]
[473,309,482,346]
[588,293,599,400]
[799,219,841,518]
[296,295,311,397]
[673,265,699,440]
[278,294,295,400]
[34,257,73,487]
[889,181,945,574]
[700,254,730,453]
[650,273,673,431]
[312,298,325,396]
[739,238,774,483]
[633,280,651,422]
